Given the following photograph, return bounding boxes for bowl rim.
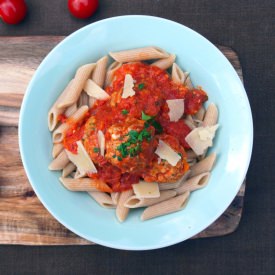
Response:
[19,15,253,250]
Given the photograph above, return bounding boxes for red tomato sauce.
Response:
[62,62,208,192]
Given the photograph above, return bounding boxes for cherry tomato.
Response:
[68,0,99,19]
[0,0,27,24]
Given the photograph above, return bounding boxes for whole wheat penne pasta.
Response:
[92,56,109,87]
[78,92,89,107]
[141,192,190,221]
[74,169,86,179]
[202,103,219,127]
[59,177,112,193]
[171,63,188,84]
[186,150,197,161]
[89,97,96,108]
[111,192,120,205]
[104,61,122,87]
[48,80,73,131]
[88,191,116,208]
[62,162,76,178]
[175,172,210,195]
[48,150,70,170]
[64,103,77,117]
[116,189,133,222]
[187,159,197,167]
[184,115,196,129]
[52,105,89,143]
[194,106,206,121]
[52,143,64,159]
[158,181,181,190]
[58,63,96,109]
[152,54,176,70]
[109,46,169,63]
[124,190,177,208]
[184,74,194,89]
[189,152,216,177]
[158,171,191,190]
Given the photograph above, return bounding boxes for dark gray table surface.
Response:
[0,1,274,274]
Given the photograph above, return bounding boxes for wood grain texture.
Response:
[0,36,246,245]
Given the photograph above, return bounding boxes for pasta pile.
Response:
[48,46,219,222]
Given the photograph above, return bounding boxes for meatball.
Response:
[143,134,189,183]
[105,118,156,173]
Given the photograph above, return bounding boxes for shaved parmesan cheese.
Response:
[65,140,97,175]
[155,140,181,166]
[84,79,110,100]
[166,99,184,122]
[185,124,219,155]
[121,74,135,98]
[97,130,105,156]
[133,181,160,198]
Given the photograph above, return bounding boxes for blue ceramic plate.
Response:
[19,15,253,250]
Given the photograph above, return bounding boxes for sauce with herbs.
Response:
[63,62,207,192]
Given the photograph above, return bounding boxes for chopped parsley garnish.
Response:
[141,111,163,134]
[151,120,163,134]
[121,109,129,115]
[117,156,122,161]
[141,111,153,121]
[93,147,100,153]
[138,83,145,90]
[115,128,152,159]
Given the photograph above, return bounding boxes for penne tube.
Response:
[116,189,133,222]
[104,61,122,87]
[194,106,206,121]
[111,192,120,205]
[109,46,169,63]
[92,56,109,87]
[78,92,89,107]
[189,152,216,177]
[186,150,197,161]
[158,181,182,191]
[184,75,194,89]
[59,177,112,193]
[152,54,176,70]
[89,97,96,108]
[202,103,219,127]
[74,169,86,179]
[52,143,64,159]
[88,191,116,208]
[48,150,70,170]
[171,63,188,84]
[184,115,196,129]
[52,105,89,143]
[124,190,177,208]
[175,172,210,195]
[64,103,77,117]
[58,63,96,109]
[187,159,197,166]
[158,171,191,190]
[48,80,73,131]
[62,162,76,178]
[141,192,190,221]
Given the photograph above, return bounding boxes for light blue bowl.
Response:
[19,15,253,250]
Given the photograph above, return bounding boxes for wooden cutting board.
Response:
[0,36,245,245]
